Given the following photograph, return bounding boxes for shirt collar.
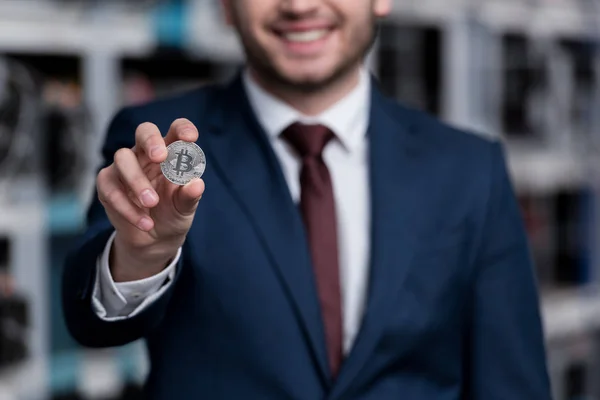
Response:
[242,68,371,153]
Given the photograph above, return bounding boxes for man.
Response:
[62,0,552,399]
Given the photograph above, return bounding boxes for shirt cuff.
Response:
[91,231,180,321]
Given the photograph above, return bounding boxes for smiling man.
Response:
[62,0,552,399]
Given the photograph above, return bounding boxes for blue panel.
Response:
[47,194,85,235]
[49,350,81,394]
[153,0,188,48]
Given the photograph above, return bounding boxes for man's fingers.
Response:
[97,166,155,232]
[113,148,160,208]
[164,118,199,145]
[132,119,198,168]
[173,178,205,217]
[134,122,167,164]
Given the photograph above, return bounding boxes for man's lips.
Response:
[272,20,334,32]
[271,21,336,43]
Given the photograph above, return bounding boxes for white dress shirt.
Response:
[92,68,372,353]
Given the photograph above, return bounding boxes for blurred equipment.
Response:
[555,39,597,147]
[376,23,442,116]
[501,34,599,150]
[0,57,39,195]
[2,53,94,196]
[0,57,34,370]
[121,49,220,105]
[0,236,28,369]
[501,34,549,139]
[40,79,92,194]
[519,188,592,291]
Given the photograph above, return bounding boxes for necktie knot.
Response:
[282,123,334,159]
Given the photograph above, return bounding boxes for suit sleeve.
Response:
[468,142,552,399]
[61,109,183,348]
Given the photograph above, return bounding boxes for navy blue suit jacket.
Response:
[62,74,552,399]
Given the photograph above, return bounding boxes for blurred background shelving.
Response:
[1,0,600,399]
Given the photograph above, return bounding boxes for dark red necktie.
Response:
[282,122,343,378]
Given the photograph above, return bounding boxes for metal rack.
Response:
[0,184,48,400]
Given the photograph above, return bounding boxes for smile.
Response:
[272,25,335,56]
[281,29,330,43]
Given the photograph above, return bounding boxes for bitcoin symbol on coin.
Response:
[161,141,206,185]
[174,149,194,176]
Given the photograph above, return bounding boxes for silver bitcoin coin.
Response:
[160,140,206,185]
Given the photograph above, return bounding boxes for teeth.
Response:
[283,29,328,43]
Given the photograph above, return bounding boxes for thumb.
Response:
[173,178,205,217]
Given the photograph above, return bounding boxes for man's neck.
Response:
[248,66,362,117]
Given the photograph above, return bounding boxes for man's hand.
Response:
[96,118,205,282]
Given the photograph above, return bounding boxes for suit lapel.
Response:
[197,76,331,384]
[331,81,429,398]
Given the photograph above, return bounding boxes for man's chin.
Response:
[250,56,356,93]
[273,68,340,91]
